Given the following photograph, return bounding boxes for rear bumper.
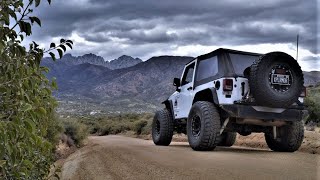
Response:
[221,104,307,121]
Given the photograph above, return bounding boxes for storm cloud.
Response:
[29,0,318,69]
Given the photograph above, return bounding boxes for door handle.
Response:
[187,87,192,91]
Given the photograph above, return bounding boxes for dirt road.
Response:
[61,136,319,180]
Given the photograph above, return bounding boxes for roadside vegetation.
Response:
[0,0,73,179]
[305,84,320,129]
[61,113,153,137]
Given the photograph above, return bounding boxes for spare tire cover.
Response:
[249,52,304,108]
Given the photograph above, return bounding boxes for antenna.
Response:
[296,34,299,60]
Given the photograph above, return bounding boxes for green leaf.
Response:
[24,119,35,133]
[18,21,25,32]
[21,103,32,112]
[32,41,39,48]
[49,52,56,61]
[66,42,73,49]
[35,0,41,7]
[51,78,58,89]
[38,107,47,115]
[66,40,73,44]
[8,8,17,21]
[29,16,41,26]
[3,13,9,25]
[50,42,55,48]
[19,34,24,41]
[0,160,6,167]
[60,39,66,44]
[34,17,41,27]
[59,44,66,52]
[0,144,5,159]
[47,0,52,4]
[25,22,32,36]
[57,49,63,59]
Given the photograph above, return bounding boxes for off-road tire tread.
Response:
[265,121,304,152]
[188,101,221,151]
[152,109,174,146]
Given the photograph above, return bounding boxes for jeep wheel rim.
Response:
[191,115,201,137]
[268,64,293,92]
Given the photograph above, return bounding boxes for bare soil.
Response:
[61,135,320,180]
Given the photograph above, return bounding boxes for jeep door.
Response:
[175,61,196,119]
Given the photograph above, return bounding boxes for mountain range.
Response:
[48,53,142,70]
[42,54,320,115]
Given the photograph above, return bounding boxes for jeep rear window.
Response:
[196,56,218,81]
[229,53,260,76]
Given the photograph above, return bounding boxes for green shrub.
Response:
[76,113,154,136]
[0,0,73,178]
[133,120,148,135]
[141,120,153,135]
[63,120,88,146]
[46,114,64,146]
[305,85,320,124]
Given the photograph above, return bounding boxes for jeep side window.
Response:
[181,63,195,86]
[196,56,218,81]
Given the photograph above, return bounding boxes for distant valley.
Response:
[42,54,320,115]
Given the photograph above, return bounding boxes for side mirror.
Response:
[173,78,180,87]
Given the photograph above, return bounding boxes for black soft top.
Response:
[186,48,263,65]
[198,48,262,60]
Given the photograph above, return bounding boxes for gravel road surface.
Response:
[61,135,319,180]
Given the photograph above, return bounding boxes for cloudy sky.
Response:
[28,0,319,71]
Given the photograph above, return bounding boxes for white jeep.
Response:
[152,48,307,152]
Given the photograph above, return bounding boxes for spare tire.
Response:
[249,52,303,108]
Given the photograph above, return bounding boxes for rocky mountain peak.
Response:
[108,55,142,70]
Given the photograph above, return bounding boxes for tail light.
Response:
[300,87,307,97]
[223,79,233,91]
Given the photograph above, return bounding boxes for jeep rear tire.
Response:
[218,132,237,147]
[250,52,304,108]
[265,121,304,152]
[187,101,221,151]
[152,109,174,146]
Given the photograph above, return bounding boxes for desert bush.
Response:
[141,120,153,135]
[305,121,317,131]
[77,113,154,136]
[46,114,64,146]
[133,120,148,135]
[60,133,75,147]
[305,85,320,124]
[62,120,88,146]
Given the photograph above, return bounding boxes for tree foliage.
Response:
[0,0,73,179]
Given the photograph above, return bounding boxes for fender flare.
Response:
[162,99,174,119]
[192,87,219,105]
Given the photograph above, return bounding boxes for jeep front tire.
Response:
[265,121,304,152]
[152,109,174,146]
[187,101,221,151]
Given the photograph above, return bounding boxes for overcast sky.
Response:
[28,0,319,71]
